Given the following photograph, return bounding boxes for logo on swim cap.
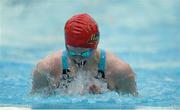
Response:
[87,33,99,44]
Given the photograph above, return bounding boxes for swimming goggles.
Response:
[67,49,94,58]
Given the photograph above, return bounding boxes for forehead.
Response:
[66,45,90,52]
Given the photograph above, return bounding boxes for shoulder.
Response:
[104,50,137,95]
[31,50,63,92]
[105,50,134,76]
[34,50,63,75]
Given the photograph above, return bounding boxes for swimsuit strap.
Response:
[97,49,106,79]
[62,51,69,74]
[59,51,73,88]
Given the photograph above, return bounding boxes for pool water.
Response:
[0,0,179,109]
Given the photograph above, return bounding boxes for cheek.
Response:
[88,84,101,94]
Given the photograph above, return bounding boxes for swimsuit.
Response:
[60,49,106,88]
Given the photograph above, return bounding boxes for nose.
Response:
[73,55,84,62]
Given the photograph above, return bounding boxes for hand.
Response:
[88,84,101,94]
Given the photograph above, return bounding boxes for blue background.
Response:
[0,0,179,109]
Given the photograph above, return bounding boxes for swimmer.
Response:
[31,13,138,96]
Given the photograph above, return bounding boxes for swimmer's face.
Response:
[66,45,95,67]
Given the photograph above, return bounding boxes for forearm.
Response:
[31,69,49,92]
[115,72,138,96]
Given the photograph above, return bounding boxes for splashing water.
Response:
[0,0,179,109]
[52,70,109,95]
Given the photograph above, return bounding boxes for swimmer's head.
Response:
[64,13,99,49]
[64,13,99,67]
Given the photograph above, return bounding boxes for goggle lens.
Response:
[68,49,93,58]
[69,51,76,56]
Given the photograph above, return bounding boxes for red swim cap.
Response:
[64,13,99,49]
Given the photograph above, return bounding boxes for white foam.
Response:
[135,106,178,110]
[0,105,31,110]
[0,107,30,110]
[55,70,109,95]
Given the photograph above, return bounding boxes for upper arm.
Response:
[114,64,138,96]
[31,62,49,93]
[106,52,138,96]
[31,51,62,93]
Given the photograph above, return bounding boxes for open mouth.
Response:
[73,59,87,68]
